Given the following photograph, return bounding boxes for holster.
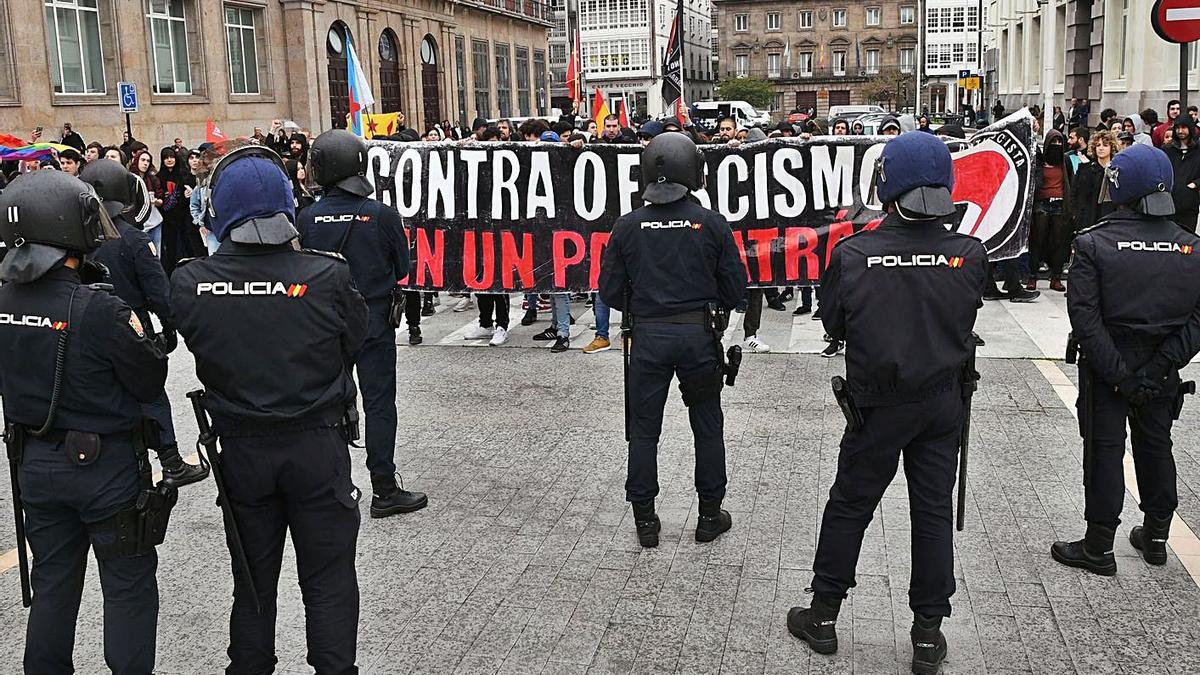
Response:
[91,485,178,560]
[388,286,407,329]
[340,407,362,445]
[1174,381,1196,421]
[832,376,864,431]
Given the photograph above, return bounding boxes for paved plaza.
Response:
[1,297,1200,674]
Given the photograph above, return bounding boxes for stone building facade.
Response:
[711,0,918,117]
[0,0,551,146]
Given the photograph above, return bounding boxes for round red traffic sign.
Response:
[1153,0,1200,43]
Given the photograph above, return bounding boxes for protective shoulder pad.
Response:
[87,283,115,294]
[301,249,349,263]
[174,256,201,268]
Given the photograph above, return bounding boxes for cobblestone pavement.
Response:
[1,300,1200,674]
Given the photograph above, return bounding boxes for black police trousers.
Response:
[625,322,727,504]
[220,424,360,674]
[357,300,398,479]
[19,434,158,675]
[135,309,177,449]
[811,387,962,618]
[1081,368,1178,529]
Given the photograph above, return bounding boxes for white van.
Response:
[693,100,773,128]
[828,105,885,122]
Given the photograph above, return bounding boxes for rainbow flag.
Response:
[0,142,72,161]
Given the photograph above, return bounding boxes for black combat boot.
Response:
[910,613,948,675]
[786,592,841,654]
[1051,523,1117,576]
[370,474,428,518]
[408,326,423,345]
[1129,514,1173,565]
[631,500,660,548]
[157,444,209,488]
[695,498,732,542]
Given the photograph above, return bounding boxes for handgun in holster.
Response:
[831,376,864,431]
[90,424,178,561]
[341,407,362,446]
[388,286,407,329]
[1174,381,1196,421]
[704,302,742,386]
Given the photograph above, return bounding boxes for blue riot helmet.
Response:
[873,131,955,220]
[203,143,298,245]
[1104,143,1175,217]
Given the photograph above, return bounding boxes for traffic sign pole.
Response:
[126,113,133,144]
[1182,43,1191,111]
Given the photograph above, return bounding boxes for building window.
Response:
[495,43,512,118]
[951,7,965,30]
[735,53,748,77]
[582,38,650,74]
[832,9,846,28]
[145,0,190,94]
[952,43,964,65]
[833,49,846,75]
[926,7,939,33]
[734,13,747,32]
[455,36,467,124]
[967,5,979,30]
[533,49,547,114]
[900,47,914,73]
[515,46,530,116]
[900,5,914,24]
[866,7,880,26]
[865,48,879,74]
[472,39,490,116]
[799,10,812,29]
[0,0,15,102]
[966,42,977,66]
[1117,0,1129,78]
[767,52,780,77]
[799,51,813,76]
[224,4,262,95]
[767,12,780,31]
[44,0,106,94]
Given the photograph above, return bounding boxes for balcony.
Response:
[457,0,554,25]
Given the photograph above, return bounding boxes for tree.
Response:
[859,69,912,111]
[715,77,775,109]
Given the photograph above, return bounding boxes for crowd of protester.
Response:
[2,97,1197,355]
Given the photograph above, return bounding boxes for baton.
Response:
[621,289,633,442]
[4,425,31,608]
[186,390,261,615]
[956,340,980,532]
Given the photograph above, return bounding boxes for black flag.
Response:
[661,0,683,110]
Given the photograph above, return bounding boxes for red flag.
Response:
[592,89,610,129]
[566,30,582,107]
[617,99,630,128]
[206,119,228,144]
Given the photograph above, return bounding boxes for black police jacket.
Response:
[821,213,987,406]
[599,198,747,316]
[0,266,167,433]
[170,241,369,424]
[1067,210,1200,385]
[91,215,173,325]
[295,187,410,302]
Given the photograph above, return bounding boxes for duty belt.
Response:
[211,406,347,437]
[640,310,707,325]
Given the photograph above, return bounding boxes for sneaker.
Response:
[812,308,822,320]
[452,296,474,312]
[463,324,494,340]
[767,297,787,311]
[582,336,611,354]
[821,341,843,358]
[779,288,795,303]
[1049,277,1066,292]
[533,326,558,341]
[1008,289,1040,303]
[745,335,771,353]
[408,327,423,345]
[489,327,509,346]
[421,301,435,317]
[551,336,570,352]
[983,286,1006,301]
[520,309,538,326]
[793,304,812,316]
[1024,278,1038,291]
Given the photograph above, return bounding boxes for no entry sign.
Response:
[1153,0,1200,43]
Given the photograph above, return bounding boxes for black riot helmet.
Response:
[79,158,153,227]
[640,132,705,205]
[308,129,373,197]
[0,171,118,282]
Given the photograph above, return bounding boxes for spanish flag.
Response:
[592,88,610,129]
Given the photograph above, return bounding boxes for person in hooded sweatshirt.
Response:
[1123,115,1153,146]
[1028,130,1071,292]
[1165,116,1200,233]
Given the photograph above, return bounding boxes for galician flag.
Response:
[347,36,375,136]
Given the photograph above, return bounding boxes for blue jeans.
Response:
[592,294,610,339]
[205,231,219,254]
[147,225,162,257]
[551,294,570,337]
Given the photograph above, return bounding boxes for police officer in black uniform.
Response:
[171,144,369,673]
[0,171,168,674]
[80,158,208,487]
[1051,143,1200,574]
[296,129,427,518]
[599,133,747,548]
[787,132,986,675]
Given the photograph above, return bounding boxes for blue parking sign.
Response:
[119,82,138,113]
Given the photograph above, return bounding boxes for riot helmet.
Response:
[873,131,956,220]
[0,171,117,282]
[203,143,298,245]
[640,132,704,205]
[308,129,373,197]
[1105,143,1175,217]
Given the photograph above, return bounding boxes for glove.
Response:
[157,326,178,354]
[1138,353,1174,385]
[1117,375,1160,408]
[78,260,110,285]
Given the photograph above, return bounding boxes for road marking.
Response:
[0,452,199,575]
[1166,8,1200,22]
[1033,359,1200,585]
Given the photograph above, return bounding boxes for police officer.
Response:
[81,158,208,487]
[296,129,427,517]
[170,143,369,672]
[787,132,986,675]
[598,133,747,548]
[0,171,167,673]
[1051,143,1200,574]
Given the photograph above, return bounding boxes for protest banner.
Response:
[366,112,1034,292]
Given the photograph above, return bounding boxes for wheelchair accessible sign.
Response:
[119,82,138,113]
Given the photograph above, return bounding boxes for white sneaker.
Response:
[744,336,771,353]
[463,324,494,340]
[453,296,474,312]
[489,327,509,346]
